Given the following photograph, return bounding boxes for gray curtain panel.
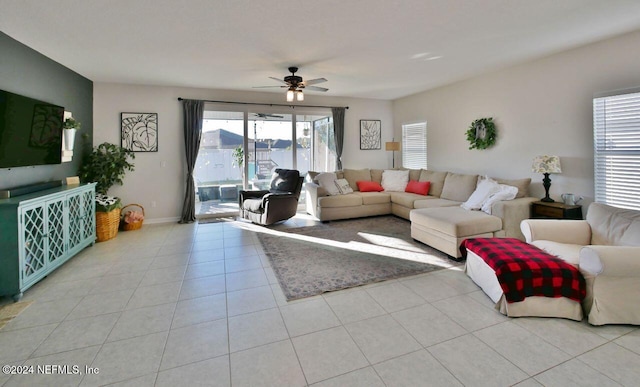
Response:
[179,99,204,223]
[331,107,345,170]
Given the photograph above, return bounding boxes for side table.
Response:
[531,201,583,220]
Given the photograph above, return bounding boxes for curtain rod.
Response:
[177,97,348,110]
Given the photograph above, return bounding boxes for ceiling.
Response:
[2,0,640,100]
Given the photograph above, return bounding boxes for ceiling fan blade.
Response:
[269,76,288,84]
[306,86,329,92]
[252,85,287,89]
[254,113,284,119]
[302,78,327,86]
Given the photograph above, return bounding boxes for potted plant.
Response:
[78,142,135,242]
[63,117,81,151]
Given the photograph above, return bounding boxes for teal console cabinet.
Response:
[0,183,96,301]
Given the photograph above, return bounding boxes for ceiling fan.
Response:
[254,67,328,101]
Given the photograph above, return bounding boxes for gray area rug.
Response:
[257,215,458,301]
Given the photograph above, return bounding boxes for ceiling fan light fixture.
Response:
[296,90,304,101]
[286,89,294,102]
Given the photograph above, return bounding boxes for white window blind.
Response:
[402,122,427,169]
[593,91,640,211]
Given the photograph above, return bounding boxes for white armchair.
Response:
[521,203,640,325]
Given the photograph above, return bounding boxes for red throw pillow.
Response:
[405,180,430,196]
[357,180,384,192]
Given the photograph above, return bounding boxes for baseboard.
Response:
[144,217,181,224]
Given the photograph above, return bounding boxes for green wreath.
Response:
[466,117,496,150]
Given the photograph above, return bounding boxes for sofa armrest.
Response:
[239,189,269,206]
[304,182,327,217]
[491,197,538,240]
[520,219,592,245]
[580,246,640,276]
[263,192,296,202]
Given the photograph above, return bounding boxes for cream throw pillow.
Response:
[335,178,354,194]
[381,170,409,192]
[461,177,500,210]
[316,172,340,196]
[481,184,518,214]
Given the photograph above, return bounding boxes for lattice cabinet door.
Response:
[19,203,48,285]
[67,191,84,251]
[46,196,66,266]
[67,188,96,250]
[81,189,95,242]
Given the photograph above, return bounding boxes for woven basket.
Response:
[120,204,144,231]
[96,208,121,242]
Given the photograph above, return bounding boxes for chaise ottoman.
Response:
[462,237,585,321]
[410,207,504,258]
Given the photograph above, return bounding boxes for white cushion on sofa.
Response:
[461,177,500,210]
[381,170,409,192]
[481,184,518,214]
[316,172,340,196]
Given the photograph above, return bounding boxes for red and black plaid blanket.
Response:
[461,238,586,303]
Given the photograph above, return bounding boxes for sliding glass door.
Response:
[195,111,245,215]
[195,106,335,215]
[248,112,293,190]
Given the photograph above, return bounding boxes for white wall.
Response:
[93,84,392,221]
[393,29,640,207]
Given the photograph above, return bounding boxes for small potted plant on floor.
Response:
[78,142,135,242]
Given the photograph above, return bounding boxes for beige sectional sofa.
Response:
[305,168,537,257]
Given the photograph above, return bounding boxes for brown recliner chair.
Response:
[238,169,304,225]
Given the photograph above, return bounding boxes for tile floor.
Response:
[1,214,639,386]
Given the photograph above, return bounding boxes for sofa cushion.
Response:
[441,172,479,202]
[418,170,447,197]
[413,198,461,209]
[405,180,430,196]
[410,207,502,237]
[370,169,384,184]
[382,169,409,191]
[390,192,431,208]
[355,192,391,205]
[587,202,640,246]
[531,240,582,266]
[343,169,371,191]
[402,168,422,182]
[494,177,531,198]
[317,194,363,208]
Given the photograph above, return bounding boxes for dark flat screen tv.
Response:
[0,89,64,168]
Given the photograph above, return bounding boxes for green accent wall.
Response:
[0,32,93,190]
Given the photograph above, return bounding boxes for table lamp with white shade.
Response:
[532,155,562,202]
